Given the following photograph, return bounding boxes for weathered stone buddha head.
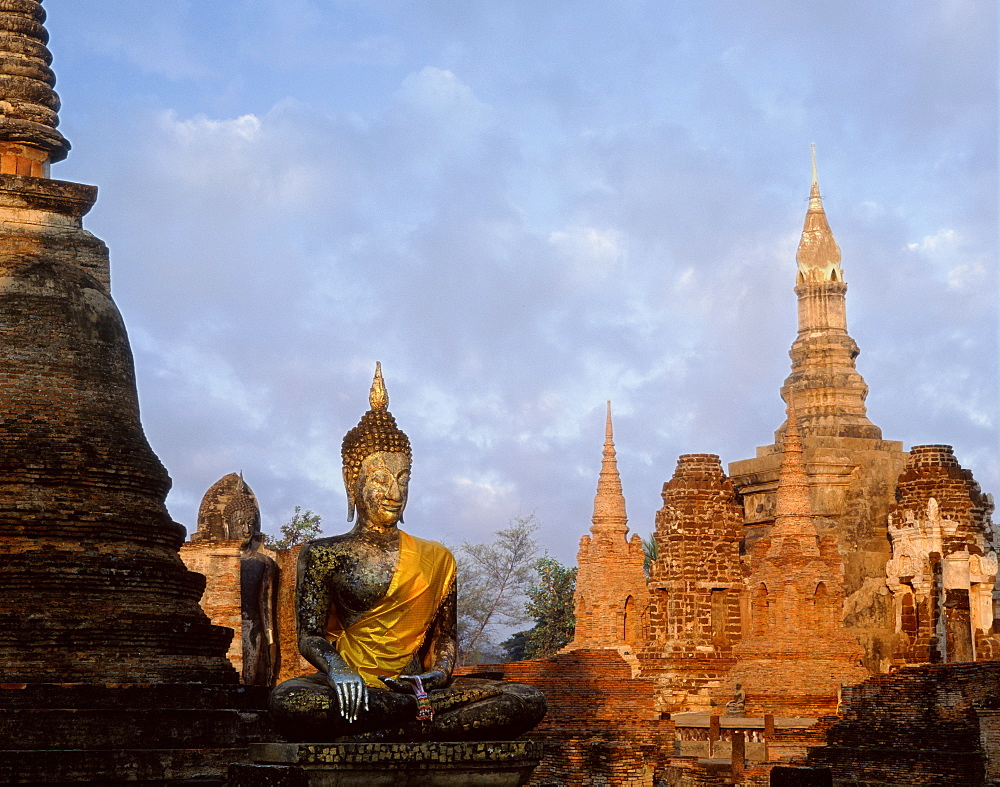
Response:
[223,475,262,545]
[341,363,412,525]
[195,472,260,542]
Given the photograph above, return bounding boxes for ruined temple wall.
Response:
[884,444,999,667]
[638,454,744,714]
[179,540,311,685]
[807,662,1000,785]
[179,540,245,674]
[274,543,312,683]
[730,437,909,674]
[464,649,672,786]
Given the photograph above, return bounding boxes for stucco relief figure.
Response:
[269,364,546,741]
[227,482,278,686]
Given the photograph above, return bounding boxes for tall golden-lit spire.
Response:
[591,401,628,535]
[796,144,842,283]
[776,147,881,441]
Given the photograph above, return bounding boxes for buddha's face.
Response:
[355,451,410,529]
[228,508,260,542]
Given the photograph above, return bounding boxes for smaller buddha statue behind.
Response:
[269,364,545,741]
[192,473,278,686]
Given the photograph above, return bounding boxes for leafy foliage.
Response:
[642,531,658,576]
[522,556,576,658]
[455,514,539,665]
[500,629,531,662]
[264,506,323,549]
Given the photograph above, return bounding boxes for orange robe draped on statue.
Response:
[324,531,456,687]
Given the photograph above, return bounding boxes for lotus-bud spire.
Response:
[796,144,842,282]
[369,361,389,411]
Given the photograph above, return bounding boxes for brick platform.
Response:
[236,741,542,786]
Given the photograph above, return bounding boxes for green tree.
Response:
[456,514,539,665]
[642,532,658,576]
[264,506,323,549]
[523,556,576,658]
[500,630,531,662]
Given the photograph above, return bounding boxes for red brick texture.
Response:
[465,649,673,786]
[808,662,1000,785]
[638,454,744,714]
[0,173,235,684]
[729,418,869,716]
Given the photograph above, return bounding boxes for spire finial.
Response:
[592,401,628,534]
[369,362,388,412]
[796,145,842,280]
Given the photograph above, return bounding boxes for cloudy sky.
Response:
[44,1,997,564]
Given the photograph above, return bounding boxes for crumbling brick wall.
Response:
[464,649,673,786]
[637,454,744,714]
[807,662,1000,785]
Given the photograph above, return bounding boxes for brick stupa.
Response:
[569,402,648,651]
[727,407,868,716]
[0,2,264,781]
[637,453,744,714]
[728,150,909,673]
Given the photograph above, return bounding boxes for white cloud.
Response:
[397,67,483,112]
[907,228,961,253]
[904,228,991,291]
[47,0,998,561]
[549,225,625,283]
[167,113,262,142]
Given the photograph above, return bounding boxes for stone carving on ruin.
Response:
[569,401,649,653]
[725,683,746,717]
[194,471,262,541]
[885,445,1000,664]
[227,475,280,686]
[269,364,546,741]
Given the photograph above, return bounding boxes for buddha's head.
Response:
[341,363,412,526]
[223,474,262,546]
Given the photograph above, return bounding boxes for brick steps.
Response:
[0,746,249,784]
[807,663,1000,784]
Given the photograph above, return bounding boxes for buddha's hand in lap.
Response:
[327,666,368,722]
[380,669,447,693]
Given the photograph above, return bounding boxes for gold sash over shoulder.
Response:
[325,530,456,687]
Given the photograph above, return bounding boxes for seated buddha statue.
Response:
[269,364,546,741]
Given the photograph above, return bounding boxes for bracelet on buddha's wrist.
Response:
[410,675,434,723]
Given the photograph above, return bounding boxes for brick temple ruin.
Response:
[2,2,997,784]
[180,152,999,784]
